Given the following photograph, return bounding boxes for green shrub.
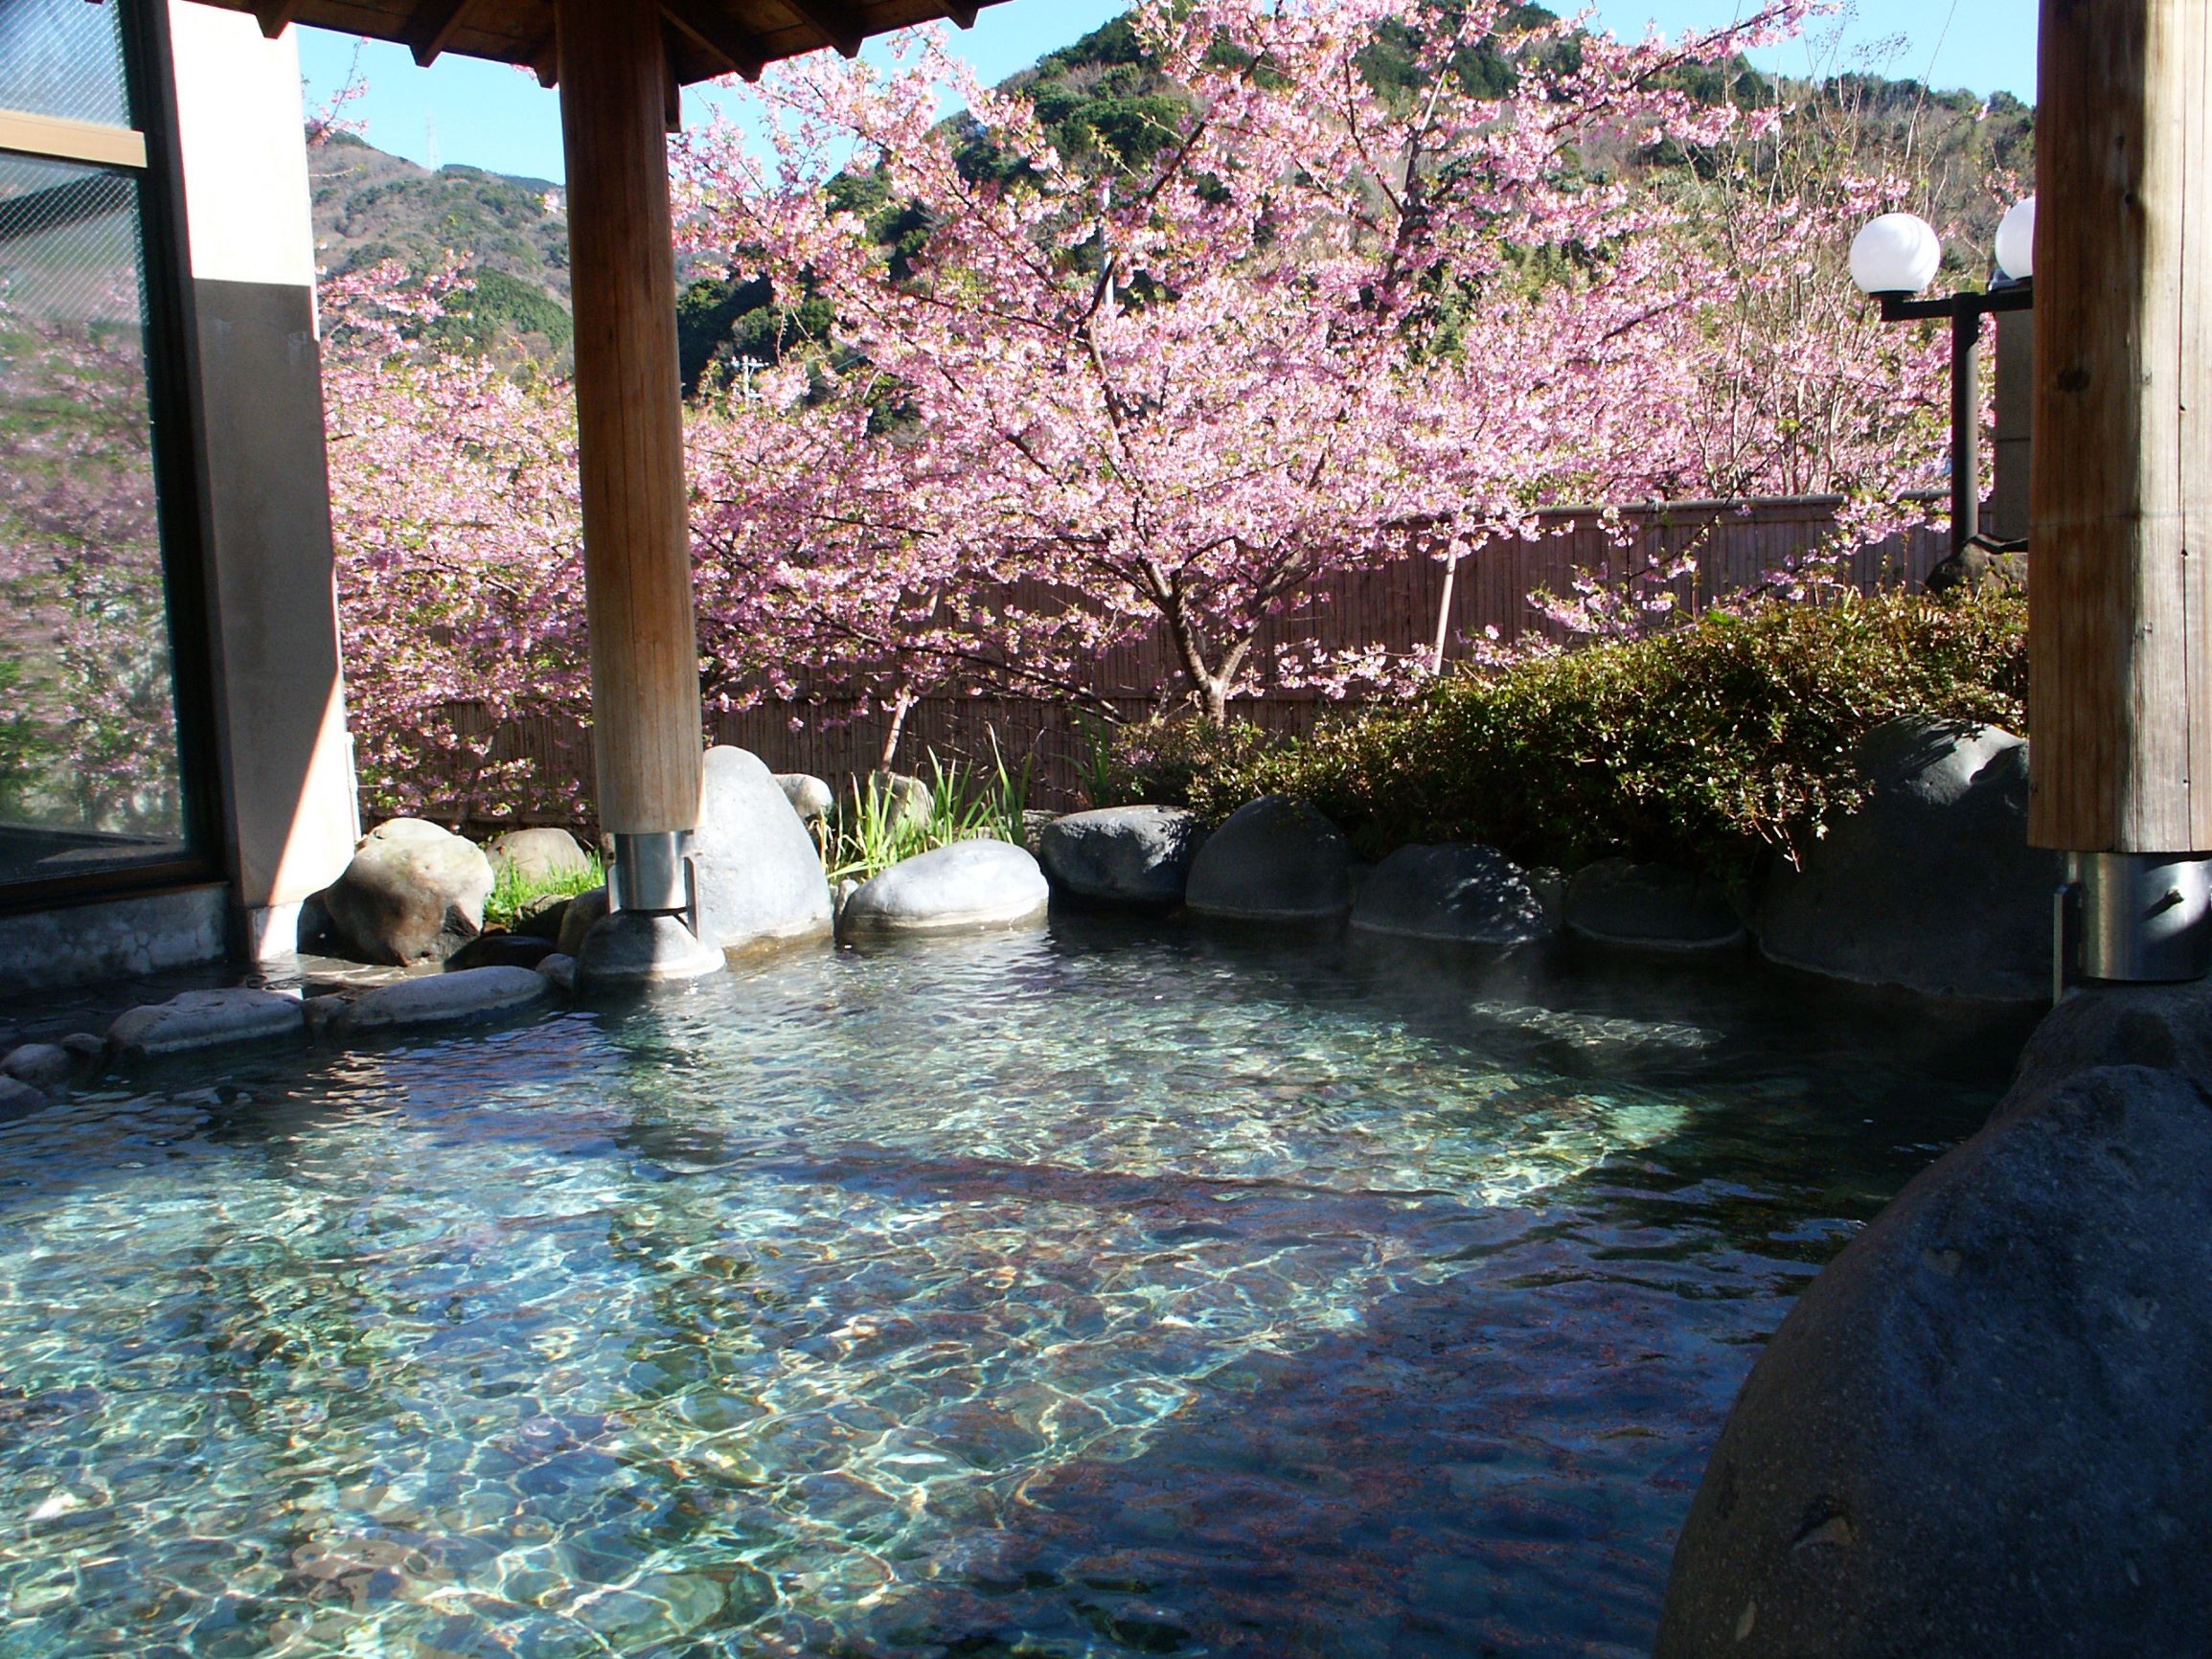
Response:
[1105,590,2027,876]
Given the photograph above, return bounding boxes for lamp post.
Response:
[1851,201,2036,551]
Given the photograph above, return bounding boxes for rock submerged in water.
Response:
[694,747,835,954]
[321,819,495,967]
[1,1043,75,1093]
[484,828,593,886]
[1185,796,1353,922]
[1038,807,1205,909]
[1657,979,2212,1657]
[839,840,1049,939]
[1351,842,1555,944]
[1566,857,1745,953]
[1755,717,2058,1001]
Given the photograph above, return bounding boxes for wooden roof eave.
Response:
[207,0,999,88]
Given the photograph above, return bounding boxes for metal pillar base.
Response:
[608,830,696,918]
[2056,852,2212,998]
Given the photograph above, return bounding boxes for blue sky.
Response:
[298,0,2037,185]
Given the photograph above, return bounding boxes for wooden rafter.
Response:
[200,0,1009,80]
[658,0,766,81]
[784,0,865,58]
[402,0,476,66]
[527,31,559,87]
[250,0,308,38]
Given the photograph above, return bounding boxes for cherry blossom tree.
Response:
[314,0,1983,821]
[673,0,1835,719]
[319,262,591,818]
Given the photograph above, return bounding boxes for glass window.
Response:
[0,0,131,129]
[0,147,192,886]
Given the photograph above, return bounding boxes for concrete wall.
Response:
[0,886,228,999]
[170,3,358,962]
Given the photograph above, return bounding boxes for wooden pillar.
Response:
[557,0,701,843]
[2029,0,2212,853]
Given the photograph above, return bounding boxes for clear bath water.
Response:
[0,920,2029,1658]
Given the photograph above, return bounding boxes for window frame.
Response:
[0,0,224,916]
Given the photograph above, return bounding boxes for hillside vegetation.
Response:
[308,7,2030,384]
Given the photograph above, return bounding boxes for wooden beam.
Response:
[785,0,865,57]
[403,0,475,66]
[2029,0,2212,852]
[941,2,980,26]
[249,0,307,38]
[527,31,559,86]
[658,0,765,80]
[557,0,704,840]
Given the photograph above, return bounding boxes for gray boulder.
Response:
[863,769,934,834]
[577,913,725,986]
[776,773,834,824]
[1566,857,1745,952]
[1755,718,2059,1001]
[339,967,552,1034]
[1038,807,1206,909]
[322,819,495,966]
[484,828,593,886]
[839,840,1050,939]
[109,989,305,1059]
[0,1078,46,1119]
[536,953,578,994]
[1185,796,1354,922]
[1350,842,1556,943]
[557,887,609,959]
[1658,982,2212,1658]
[695,747,835,954]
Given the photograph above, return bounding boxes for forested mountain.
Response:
[308,6,2034,379]
[308,130,574,362]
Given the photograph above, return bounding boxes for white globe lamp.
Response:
[1849,212,1942,297]
[1995,195,2035,281]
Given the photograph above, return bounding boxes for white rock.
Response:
[839,840,1050,939]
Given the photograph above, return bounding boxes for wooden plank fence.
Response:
[445,495,1948,827]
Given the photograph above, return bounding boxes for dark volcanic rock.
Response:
[1565,857,1745,953]
[1754,718,2059,1001]
[1185,796,1352,922]
[1658,980,2212,1658]
[1038,807,1205,909]
[1350,843,1554,944]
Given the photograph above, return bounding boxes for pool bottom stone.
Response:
[0,925,2016,1657]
